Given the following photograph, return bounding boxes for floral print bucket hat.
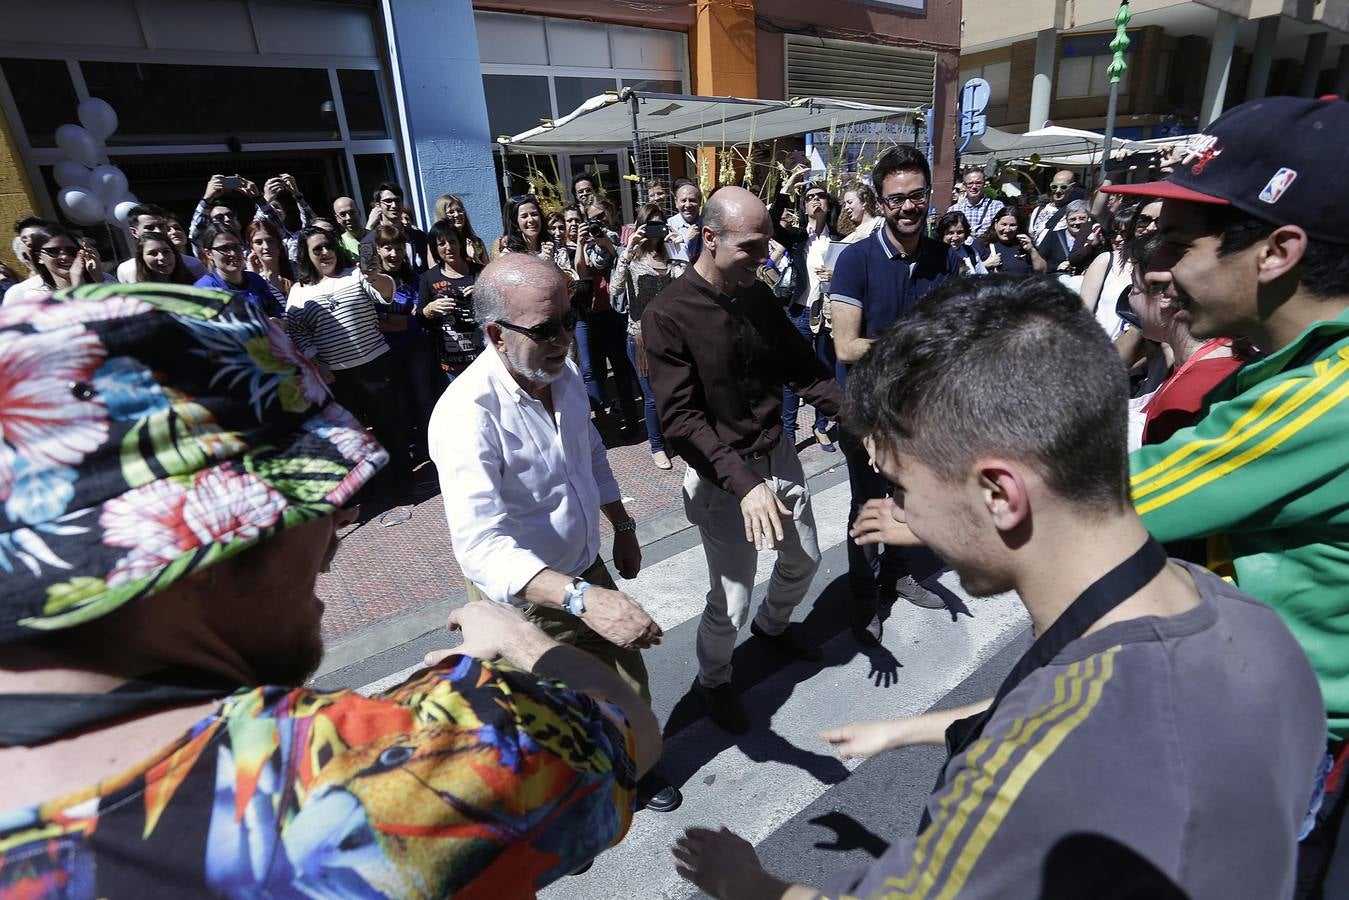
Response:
[0,282,387,643]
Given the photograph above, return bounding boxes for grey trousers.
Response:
[683,438,821,688]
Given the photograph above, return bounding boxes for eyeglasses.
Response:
[210,212,238,223]
[1134,213,1157,228]
[804,191,829,203]
[309,243,337,255]
[510,194,538,206]
[494,308,579,343]
[1049,183,1072,193]
[210,243,245,255]
[40,246,79,258]
[880,190,930,210]
[377,195,400,206]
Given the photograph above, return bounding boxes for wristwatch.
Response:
[563,577,590,616]
[614,519,637,535]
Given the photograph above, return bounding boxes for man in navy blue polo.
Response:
[830,146,962,645]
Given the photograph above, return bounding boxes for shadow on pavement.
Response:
[655,574,921,792]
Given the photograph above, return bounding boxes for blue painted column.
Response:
[381,0,500,248]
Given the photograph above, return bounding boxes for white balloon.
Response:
[55,124,100,168]
[77,97,119,141]
[58,187,105,226]
[90,164,129,203]
[107,200,138,227]
[54,160,92,189]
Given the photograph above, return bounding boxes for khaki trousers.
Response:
[683,438,821,688]
[466,556,651,703]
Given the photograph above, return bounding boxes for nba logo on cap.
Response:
[1259,168,1298,205]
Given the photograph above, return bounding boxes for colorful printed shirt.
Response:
[0,656,637,898]
[1131,308,1349,740]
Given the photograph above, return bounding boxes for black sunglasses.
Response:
[210,212,238,222]
[210,243,245,255]
[40,246,79,258]
[511,194,538,206]
[1134,213,1157,228]
[494,308,579,343]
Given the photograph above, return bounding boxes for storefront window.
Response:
[1,58,78,148]
[554,76,617,118]
[338,69,388,140]
[81,62,334,144]
[482,74,552,139]
[354,153,398,212]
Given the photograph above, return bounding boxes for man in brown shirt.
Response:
[642,186,843,734]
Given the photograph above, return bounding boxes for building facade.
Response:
[960,0,1349,139]
[1,0,961,269]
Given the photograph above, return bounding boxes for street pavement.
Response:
[310,425,1031,899]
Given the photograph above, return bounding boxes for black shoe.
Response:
[636,772,683,813]
[569,860,593,876]
[697,681,749,734]
[750,621,822,662]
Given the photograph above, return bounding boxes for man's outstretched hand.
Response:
[850,497,923,547]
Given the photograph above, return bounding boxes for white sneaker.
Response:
[651,451,672,470]
[891,575,946,609]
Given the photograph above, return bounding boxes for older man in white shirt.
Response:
[430,252,681,812]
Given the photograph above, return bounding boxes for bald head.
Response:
[702,186,771,239]
[333,197,360,234]
[696,186,772,291]
[474,252,565,326]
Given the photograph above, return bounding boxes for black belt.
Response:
[918,538,1168,833]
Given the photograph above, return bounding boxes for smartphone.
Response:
[222,175,242,191]
[358,241,376,271]
[642,222,669,241]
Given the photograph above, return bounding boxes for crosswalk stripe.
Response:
[541,566,1027,899]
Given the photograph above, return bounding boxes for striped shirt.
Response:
[1132,308,1349,740]
[821,563,1323,899]
[285,268,390,370]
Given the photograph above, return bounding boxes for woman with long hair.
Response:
[245,219,295,313]
[134,233,195,285]
[373,224,441,460]
[935,211,987,275]
[434,193,488,266]
[492,194,545,257]
[976,207,1045,275]
[165,214,196,260]
[839,182,882,243]
[194,222,283,318]
[1078,205,1143,341]
[612,202,685,469]
[29,227,113,292]
[287,225,411,492]
[419,221,481,379]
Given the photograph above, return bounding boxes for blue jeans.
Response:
[576,310,638,424]
[839,427,942,601]
[626,332,664,453]
[782,304,829,440]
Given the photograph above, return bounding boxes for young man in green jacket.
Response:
[1104,95,1349,897]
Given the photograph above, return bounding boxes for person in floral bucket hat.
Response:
[0,283,660,897]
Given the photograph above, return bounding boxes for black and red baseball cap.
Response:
[1102,95,1349,245]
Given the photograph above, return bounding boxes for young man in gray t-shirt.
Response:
[671,276,1325,900]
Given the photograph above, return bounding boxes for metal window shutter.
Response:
[786,35,935,108]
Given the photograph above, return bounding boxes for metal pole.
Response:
[627,89,643,206]
[1099,0,1132,186]
[497,143,510,198]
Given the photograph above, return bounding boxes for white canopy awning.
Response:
[960,125,1153,168]
[498,90,923,154]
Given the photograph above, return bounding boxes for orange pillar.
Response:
[690,0,758,192]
